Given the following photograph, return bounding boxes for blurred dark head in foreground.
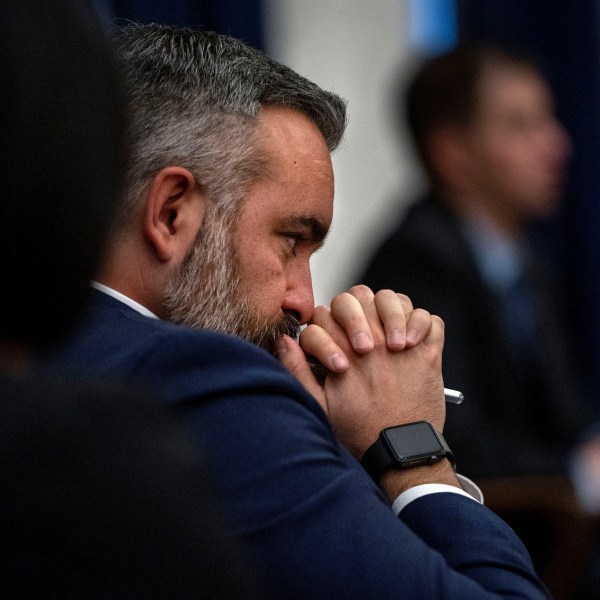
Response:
[0,0,127,349]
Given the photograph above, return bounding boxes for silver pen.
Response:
[444,388,464,404]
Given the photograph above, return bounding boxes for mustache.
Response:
[253,312,301,355]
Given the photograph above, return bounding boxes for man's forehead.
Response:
[234,106,335,240]
[256,106,331,157]
[477,65,549,107]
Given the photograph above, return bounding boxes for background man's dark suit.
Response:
[360,194,588,481]
[40,288,550,599]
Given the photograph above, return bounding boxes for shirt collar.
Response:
[91,281,159,319]
[460,211,525,293]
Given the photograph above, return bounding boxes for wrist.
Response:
[359,421,459,500]
[361,421,455,479]
[380,459,461,500]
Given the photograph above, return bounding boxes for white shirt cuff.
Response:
[391,474,483,516]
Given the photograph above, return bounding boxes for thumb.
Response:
[275,335,328,415]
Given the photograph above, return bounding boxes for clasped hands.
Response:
[275,285,446,459]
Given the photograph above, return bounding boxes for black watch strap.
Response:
[361,421,456,483]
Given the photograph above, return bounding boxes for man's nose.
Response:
[281,267,315,325]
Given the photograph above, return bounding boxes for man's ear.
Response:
[143,166,207,264]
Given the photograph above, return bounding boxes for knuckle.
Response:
[412,307,431,320]
[349,284,375,307]
[300,322,321,337]
[431,314,445,329]
[298,324,321,349]
[349,284,372,296]
[374,288,396,300]
[395,292,414,311]
[299,323,327,345]
[330,291,353,311]
[374,290,406,320]
[310,305,330,326]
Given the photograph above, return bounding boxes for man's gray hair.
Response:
[114,23,348,224]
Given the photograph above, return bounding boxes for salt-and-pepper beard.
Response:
[162,211,300,355]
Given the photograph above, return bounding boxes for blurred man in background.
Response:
[360,43,599,597]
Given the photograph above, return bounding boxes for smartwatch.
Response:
[361,421,456,482]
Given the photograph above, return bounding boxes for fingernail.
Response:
[354,331,373,351]
[389,329,405,347]
[331,353,349,371]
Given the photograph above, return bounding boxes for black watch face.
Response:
[383,422,444,462]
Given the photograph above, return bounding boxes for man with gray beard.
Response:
[42,23,549,599]
[163,202,300,354]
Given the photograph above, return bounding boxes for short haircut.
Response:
[0,0,127,347]
[114,24,348,224]
[404,43,543,175]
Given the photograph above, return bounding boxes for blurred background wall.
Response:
[90,0,600,412]
[263,0,450,307]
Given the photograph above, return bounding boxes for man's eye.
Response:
[283,234,301,257]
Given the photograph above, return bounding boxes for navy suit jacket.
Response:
[41,289,549,599]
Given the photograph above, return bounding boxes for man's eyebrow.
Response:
[280,214,330,245]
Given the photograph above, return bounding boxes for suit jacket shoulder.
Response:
[46,290,318,413]
[361,194,482,300]
[39,289,549,599]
